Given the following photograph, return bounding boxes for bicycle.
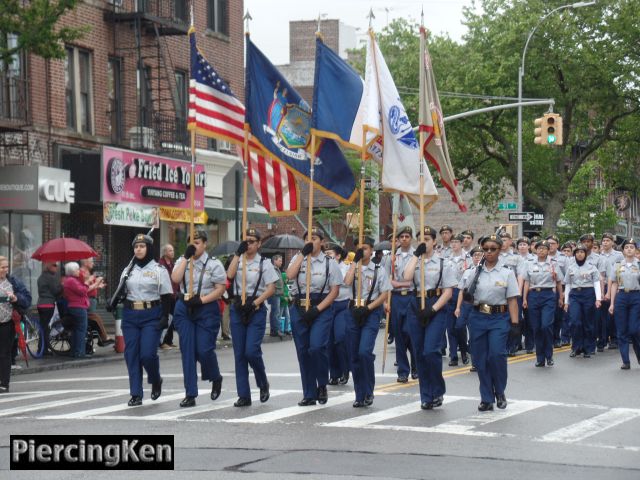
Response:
[20,312,45,359]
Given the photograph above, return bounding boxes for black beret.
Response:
[579,233,594,242]
[480,234,503,247]
[439,225,453,233]
[574,243,588,254]
[621,238,637,248]
[451,233,464,242]
[516,236,530,245]
[303,227,324,240]
[536,240,551,249]
[601,232,615,241]
[396,226,413,238]
[416,226,437,240]
[132,233,153,247]
[461,229,474,238]
[245,227,261,240]
[546,235,560,243]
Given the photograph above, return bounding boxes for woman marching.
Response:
[120,233,173,406]
[607,238,640,370]
[522,240,564,367]
[171,230,227,408]
[465,234,520,411]
[564,243,601,359]
[343,236,392,407]
[286,227,342,406]
[226,228,279,406]
[403,226,455,410]
[325,244,351,386]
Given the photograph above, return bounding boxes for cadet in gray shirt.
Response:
[607,238,640,369]
[402,226,455,410]
[344,236,392,407]
[120,233,173,407]
[171,230,227,408]
[226,228,279,407]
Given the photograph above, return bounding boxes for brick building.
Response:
[0,0,251,297]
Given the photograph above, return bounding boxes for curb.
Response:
[12,335,293,376]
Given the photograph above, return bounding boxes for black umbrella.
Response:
[211,240,240,256]
[262,234,305,250]
[374,240,391,251]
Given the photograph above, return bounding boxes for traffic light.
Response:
[533,113,563,146]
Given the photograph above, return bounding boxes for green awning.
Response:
[205,207,270,223]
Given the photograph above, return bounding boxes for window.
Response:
[137,66,153,128]
[207,0,228,36]
[174,0,188,22]
[65,47,93,134]
[107,57,123,143]
[174,70,188,145]
[0,33,25,121]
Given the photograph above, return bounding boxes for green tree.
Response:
[0,0,87,65]
[363,1,639,232]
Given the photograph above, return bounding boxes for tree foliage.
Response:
[359,0,639,232]
[0,0,87,65]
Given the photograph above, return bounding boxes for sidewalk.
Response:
[12,333,292,376]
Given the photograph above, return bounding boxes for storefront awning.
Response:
[205,207,270,223]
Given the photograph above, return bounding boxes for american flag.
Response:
[187,29,298,215]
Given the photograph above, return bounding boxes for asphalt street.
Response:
[1,334,639,479]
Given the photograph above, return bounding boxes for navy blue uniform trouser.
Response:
[391,292,416,377]
[290,299,332,400]
[407,296,447,404]
[469,309,510,404]
[329,299,350,380]
[568,288,596,354]
[230,303,268,399]
[613,291,640,365]
[527,290,556,363]
[507,298,523,353]
[346,307,381,402]
[173,300,222,397]
[446,288,468,360]
[122,305,162,398]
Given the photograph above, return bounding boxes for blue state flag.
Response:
[312,37,367,152]
[245,36,357,205]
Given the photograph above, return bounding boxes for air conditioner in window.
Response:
[128,126,156,150]
[107,0,123,7]
[218,140,233,154]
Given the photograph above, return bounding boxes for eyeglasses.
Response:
[482,247,499,252]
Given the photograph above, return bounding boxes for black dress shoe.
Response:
[583,353,591,358]
[259,383,270,403]
[546,358,554,366]
[411,370,419,380]
[328,378,339,385]
[210,377,223,401]
[569,350,577,358]
[317,385,328,404]
[338,373,350,385]
[525,350,534,354]
[448,359,459,367]
[535,361,545,367]
[470,365,478,372]
[421,401,434,410]
[496,394,507,409]
[353,400,364,408]
[478,402,494,412]
[180,396,196,408]
[397,375,408,383]
[621,363,631,370]
[127,396,142,407]
[234,397,252,407]
[461,354,469,365]
[440,348,447,357]
[432,396,443,407]
[98,338,115,347]
[387,336,394,345]
[151,378,163,401]
[596,346,604,353]
[298,398,316,406]
[364,394,374,406]
[608,343,618,350]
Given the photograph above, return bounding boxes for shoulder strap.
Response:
[195,257,210,296]
[251,256,265,299]
[437,257,444,288]
[366,264,380,305]
[319,256,330,296]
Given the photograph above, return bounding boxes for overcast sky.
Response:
[244,0,478,64]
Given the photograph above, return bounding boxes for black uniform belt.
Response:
[573,287,594,292]
[392,290,414,296]
[531,287,554,292]
[124,300,160,310]
[474,303,508,314]
[415,288,442,298]
[620,289,640,293]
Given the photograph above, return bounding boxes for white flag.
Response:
[362,30,438,208]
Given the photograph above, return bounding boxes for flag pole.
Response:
[305,134,316,311]
[382,207,397,373]
[241,125,250,305]
[356,126,367,307]
[418,13,426,311]
[188,129,196,297]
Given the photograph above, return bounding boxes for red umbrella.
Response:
[31,238,98,263]
[12,309,28,367]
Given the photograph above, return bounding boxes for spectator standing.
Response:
[36,261,63,355]
[63,262,90,358]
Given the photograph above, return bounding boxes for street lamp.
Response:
[516,1,596,236]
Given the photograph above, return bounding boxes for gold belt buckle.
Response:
[400,290,408,296]
[624,288,630,293]
[299,299,309,307]
[183,293,192,301]
[354,299,366,307]
[479,303,491,314]
[535,288,541,292]
[132,301,144,310]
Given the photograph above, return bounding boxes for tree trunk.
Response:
[543,193,567,233]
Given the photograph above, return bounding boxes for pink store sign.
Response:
[102,147,205,210]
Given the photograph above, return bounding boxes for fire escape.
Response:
[105,0,190,158]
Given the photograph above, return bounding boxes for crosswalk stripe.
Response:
[226,393,354,424]
[321,397,466,428]
[0,390,91,405]
[537,408,640,443]
[0,391,125,418]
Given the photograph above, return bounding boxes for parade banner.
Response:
[103,202,159,228]
[102,147,205,210]
[158,206,207,224]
